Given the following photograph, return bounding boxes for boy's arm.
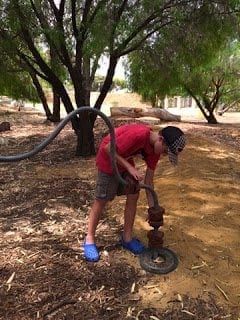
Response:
[144,167,155,207]
[104,144,143,181]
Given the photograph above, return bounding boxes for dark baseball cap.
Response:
[161,126,186,165]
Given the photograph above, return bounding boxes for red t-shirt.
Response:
[96,124,160,174]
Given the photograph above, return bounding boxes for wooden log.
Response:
[110,107,181,122]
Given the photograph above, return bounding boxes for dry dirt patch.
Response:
[0,105,239,319]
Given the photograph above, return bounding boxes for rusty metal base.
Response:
[139,247,179,274]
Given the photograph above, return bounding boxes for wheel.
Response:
[139,247,179,274]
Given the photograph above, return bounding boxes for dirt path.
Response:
[0,105,239,319]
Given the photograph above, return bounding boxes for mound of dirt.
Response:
[0,105,239,319]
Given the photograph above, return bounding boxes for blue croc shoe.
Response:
[83,240,100,262]
[121,237,145,254]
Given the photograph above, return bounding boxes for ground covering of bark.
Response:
[0,105,239,320]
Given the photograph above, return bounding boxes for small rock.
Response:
[0,121,10,132]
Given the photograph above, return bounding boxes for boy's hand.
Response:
[127,167,143,181]
[122,172,140,194]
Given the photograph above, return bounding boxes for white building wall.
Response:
[163,96,199,117]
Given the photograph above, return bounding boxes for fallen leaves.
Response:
[1,105,240,319]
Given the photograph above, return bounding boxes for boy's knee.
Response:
[127,192,140,202]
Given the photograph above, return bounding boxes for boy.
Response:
[84,124,186,262]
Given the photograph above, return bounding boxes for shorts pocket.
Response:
[95,182,108,200]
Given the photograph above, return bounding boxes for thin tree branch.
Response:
[71,0,78,38]
[117,0,188,53]
[29,0,70,67]
[184,85,208,119]
[88,0,108,25]
[109,0,128,52]
[119,20,174,56]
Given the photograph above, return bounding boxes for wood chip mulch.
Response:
[0,109,239,319]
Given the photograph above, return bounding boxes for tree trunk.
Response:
[83,58,91,106]
[71,65,95,156]
[91,56,118,125]
[52,89,61,122]
[75,110,95,156]
[53,54,116,156]
[30,71,53,120]
[52,79,95,156]
[206,111,218,124]
[49,46,61,122]
[203,98,218,124]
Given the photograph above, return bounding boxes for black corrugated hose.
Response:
[0,107,160,208]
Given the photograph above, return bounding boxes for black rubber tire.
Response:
[139,247,179,274]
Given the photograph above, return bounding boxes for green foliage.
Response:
[92,75,105,91]
[113,77,127,89]
[0,72,39,102]
[0,0,239,123]
[129,1,239,116]
[92,75,127,91]
[219,41,240,103]
[0,52,39,101]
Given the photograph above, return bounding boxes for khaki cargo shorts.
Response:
[95,170,127,201]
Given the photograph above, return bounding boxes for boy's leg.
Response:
[84,199,107,262]
[84,170,117,262]
[121,192,145,254]
[122,192,139,242]
[85,198,107,244]
[86,170,117,245]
